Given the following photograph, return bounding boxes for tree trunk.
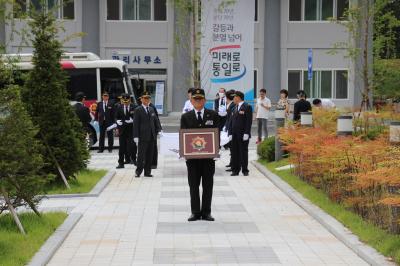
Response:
[0,186,26,234]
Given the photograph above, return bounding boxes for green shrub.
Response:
[257,136,275,162]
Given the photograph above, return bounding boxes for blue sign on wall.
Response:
[308,48,313,81]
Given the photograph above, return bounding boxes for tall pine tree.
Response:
[22,8,89,180]
[0,86,49,217]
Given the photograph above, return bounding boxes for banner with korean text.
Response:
[200,0,255,101]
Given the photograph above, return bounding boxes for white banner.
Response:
[200,0,255,101]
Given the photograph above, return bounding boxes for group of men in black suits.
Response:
[181,88,253,222]
[93,91,161,177]
[215,89,253,176]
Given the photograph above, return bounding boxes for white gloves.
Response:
[228,135,232,141]
[125,118,133,124]
[159,130,164,137]
[218,111,227,117]
[106,124,117,132]
[243,134,249,141]
[133,138,138,144]
[116,120,122,126]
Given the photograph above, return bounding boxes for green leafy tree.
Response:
[22,7,89,181]
[0,86,50,233]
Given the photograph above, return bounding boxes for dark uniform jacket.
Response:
[214,97,226,112]
[293,99,312,121]
[181,109,220,130]
[133,105,161,141]
[224,102,236,130]
[114,103,137,136]
[228,102,252,137]
[74,102,91,126]
[95,100,115,126]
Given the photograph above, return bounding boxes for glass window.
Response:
[321,70,332,98]
[336,70,348,99]
[107,0,120,20]
[321,0,333,20]
[288,70,301,98]
[138,0,151,20]
[123,0,136,20]
[289,0,301,21]
[154,0,166,21]
[304,0,318,21]
[63,0,74,19]
[65,68,98,101]
[337,0,349,20]
[100,68,125,101]
[303,71,317,98]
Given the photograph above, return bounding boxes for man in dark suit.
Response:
[133,91,161,177]
[149,102,162,169]
[181,88,219,222]
[73,92,91,129]
[214,88,227,131]
[228,91,252,176]
[95,92,115,153]
[224,90,236,170]
[115,94,136,169]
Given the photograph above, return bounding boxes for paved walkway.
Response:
[45,148,368,266]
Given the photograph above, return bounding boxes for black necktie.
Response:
[221,98,224,106]
[146,106,150,115]
[197,111,203,123]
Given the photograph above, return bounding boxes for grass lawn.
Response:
[0,212,67,266]
[46,169,107,195]
[260,159,400,265]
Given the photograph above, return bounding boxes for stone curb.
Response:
[43,170,116,199]
[27,212,82,266]
[252,161,395,266]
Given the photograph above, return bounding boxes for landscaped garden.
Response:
[258,107,400,264]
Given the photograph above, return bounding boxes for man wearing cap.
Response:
[180,88,220,222]
[95,92,115,153]
[115,93,136,169]
[133,91,161,177]
[228,91,252,176]
[74,92,92,129]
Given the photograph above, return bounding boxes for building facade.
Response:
[2,0,362,113]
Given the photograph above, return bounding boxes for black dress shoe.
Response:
[188,214,201,222]
[108,149,113,153]
[243,172,249,176]
[124,160,131,164]
[226,168,232,172]
[202,214,215,221]
[144,174,153,177]
[225,164,231,168]
[116,164,124,169]
[231,172,239,176]
[97,150,104,153]
[135,174,140,178]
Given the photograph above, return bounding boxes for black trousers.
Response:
[152,139,158,167]
[99,123,114,151]
[118,133,133,165]
[128,142,137,162]
[231,135,249,174]
[136,140,155,175]
[218,116,227,131]
[186,159,215,216]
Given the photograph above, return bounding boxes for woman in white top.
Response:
[255,88,271,144]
